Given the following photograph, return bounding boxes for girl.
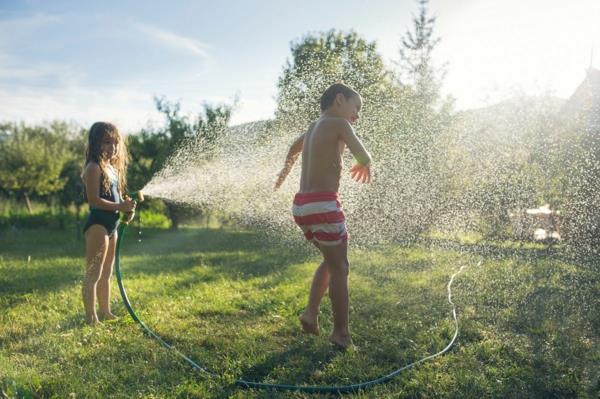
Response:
[82,122,136,325]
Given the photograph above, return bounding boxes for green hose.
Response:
[114,221,469,394]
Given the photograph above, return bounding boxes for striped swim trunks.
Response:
[292,192,348,246]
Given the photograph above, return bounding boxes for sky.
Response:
[1,0,599,133]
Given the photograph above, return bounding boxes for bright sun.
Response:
[434,0,600,107]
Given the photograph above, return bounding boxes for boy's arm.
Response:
[274,132,305,190]
[338,120,372,183]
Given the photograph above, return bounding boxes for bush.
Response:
[137,209,170,229]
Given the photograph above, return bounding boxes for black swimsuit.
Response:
[83,167,122,237]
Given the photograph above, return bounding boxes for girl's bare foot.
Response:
[299,313,320,336]
[98,312,117,321]
[329,332,354,350]
[85,316,101,326]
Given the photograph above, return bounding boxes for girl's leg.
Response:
[320,241,352,348]
[300,260,330,335]
[83,225,109,325]
[97,230,117,320]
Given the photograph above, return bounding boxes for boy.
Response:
[274,83,372,349]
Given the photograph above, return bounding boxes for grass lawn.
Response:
[1,226,598,398]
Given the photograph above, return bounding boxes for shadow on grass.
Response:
[427,236,600,271]
[509,283,598,397]
[237,343,339,387]
[0,261,81,297]
[1,226,311,298]
[121,226,287,256]
[0,226,85,257]
[148,310,349,392]
[121,226,315,281]
[425,237,561,260]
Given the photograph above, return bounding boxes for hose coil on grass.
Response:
[114,222,470,394]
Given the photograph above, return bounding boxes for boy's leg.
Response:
[319,241,352,348]
[83,225,109,325]
[97,231,117,320]
[300,256,330,336]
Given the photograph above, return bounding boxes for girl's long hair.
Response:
[83,122,128,196]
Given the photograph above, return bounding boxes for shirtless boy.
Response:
[274,83,372,349]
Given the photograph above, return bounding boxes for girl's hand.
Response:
[124,211,135,224]
[350,164,371,183]
[119,197,137,212]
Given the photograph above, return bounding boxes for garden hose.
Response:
[114,221,471,394]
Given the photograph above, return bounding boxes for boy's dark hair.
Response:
[320,83,360,111]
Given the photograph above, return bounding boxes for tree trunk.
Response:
[24,193,33,215]
[166,202,179,230]
[58,204,65,230]
[75,203,81,241]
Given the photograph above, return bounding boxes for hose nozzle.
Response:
[130,191,145,202]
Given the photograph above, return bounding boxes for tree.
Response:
[275,29,404,139]
[0,123,72,214]
[436,97,572,240]
[394,0,450,174]
[58,158,85,231]
[390,0,458,241]
[396,0,445,108]
[563,118,600,258]
[46,121,87,231]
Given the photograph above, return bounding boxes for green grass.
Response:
[1,226,598,398]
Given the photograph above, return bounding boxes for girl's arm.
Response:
[84,163,135,212]
[274,132,305,190]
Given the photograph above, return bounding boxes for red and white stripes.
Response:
[292,192,348,246]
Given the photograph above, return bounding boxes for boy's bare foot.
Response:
[98,312,117,321]
[329,333,354,350]
[299,313,320,336]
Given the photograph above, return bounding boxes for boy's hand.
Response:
[273,169,287,190]
[350,164,371,183]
